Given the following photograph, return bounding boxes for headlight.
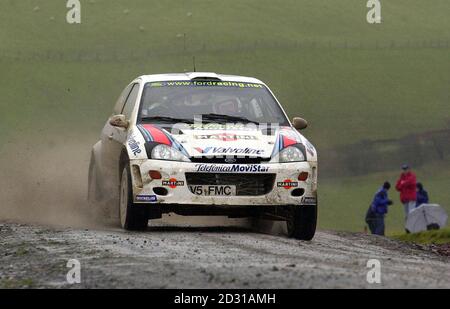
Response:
[151,144,190,162]
[277,146,306,163]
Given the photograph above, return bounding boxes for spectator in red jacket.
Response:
[395,164,417,218]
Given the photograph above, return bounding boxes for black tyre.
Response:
[286,205,317,241]
[119,164,148,231]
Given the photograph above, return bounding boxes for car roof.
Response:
[134,72,265,85]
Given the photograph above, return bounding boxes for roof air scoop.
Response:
[187,72,222,82]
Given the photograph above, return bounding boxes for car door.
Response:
[110,83,140,172]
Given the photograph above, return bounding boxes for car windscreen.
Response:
[138,81,290,126]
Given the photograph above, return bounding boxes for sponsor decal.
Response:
[195,147,264,156]
[195,164,270,173]
[277,179,299,190]
[194,133,258,142]
[224,157,237,163]
[149,81,264,89]
[187,123,251,130]
[128,135,142,156]
[302,196,317,205]
[162,178,185,189]
[305,140,316,157]
[135,195,158,202]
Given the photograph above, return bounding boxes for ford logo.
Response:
[224,157,237,163]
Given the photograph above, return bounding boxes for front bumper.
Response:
[129,160,318,206]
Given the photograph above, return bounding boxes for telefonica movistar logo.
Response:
[194,147,264,155]
[195,164,269,173]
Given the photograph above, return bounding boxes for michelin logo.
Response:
[195,164,270,173]
[136,195,157,202]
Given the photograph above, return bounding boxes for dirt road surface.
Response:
[1,220,449,289]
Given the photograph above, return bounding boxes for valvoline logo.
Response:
[194,147,264,156]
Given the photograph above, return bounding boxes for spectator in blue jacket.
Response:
[365,182,393,236]
[416,183,429,207]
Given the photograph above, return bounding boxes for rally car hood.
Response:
[127,124,317,162]
[170,128,275,158]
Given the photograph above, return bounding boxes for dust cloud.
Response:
[0,133,97,228]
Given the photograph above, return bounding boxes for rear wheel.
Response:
[286,205,317,241]
[119,164,148,231]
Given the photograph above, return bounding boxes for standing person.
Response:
[366,182,393,236]
[416,183,429,207]
[395,164,417,218]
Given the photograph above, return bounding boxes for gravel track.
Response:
[0,221,449,289]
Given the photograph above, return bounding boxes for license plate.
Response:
[189,185,236,196]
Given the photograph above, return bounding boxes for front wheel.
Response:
[119,164,148,231]
[286,205,317,241]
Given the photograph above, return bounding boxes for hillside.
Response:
[0,0,448,233]
[1,0,449,148]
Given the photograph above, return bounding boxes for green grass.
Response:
[2,47,448,150]
[2,0,449,53]
[0,1,448,232]
[0,0,449,148]
[392,228,450,245]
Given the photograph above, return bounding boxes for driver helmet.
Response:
[213,98,241,115]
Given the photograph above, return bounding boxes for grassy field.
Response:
[393,228,450,245]
[0,0,449,232]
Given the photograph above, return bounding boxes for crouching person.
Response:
[366,182,393,236]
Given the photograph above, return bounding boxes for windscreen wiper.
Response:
[140,116,194,124]
[200,113,259,125]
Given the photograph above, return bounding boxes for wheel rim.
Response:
[119,168,128,228]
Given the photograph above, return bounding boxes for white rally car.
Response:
[88,73,318,240]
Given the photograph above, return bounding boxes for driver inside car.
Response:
[213,98,242,116]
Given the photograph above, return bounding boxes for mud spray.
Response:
[0,132,282,233]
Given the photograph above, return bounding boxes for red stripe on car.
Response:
[282,135,297,148]
[141,125,172,146]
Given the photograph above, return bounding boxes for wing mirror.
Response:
[109,114,129,129]
[292,117,308,130]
